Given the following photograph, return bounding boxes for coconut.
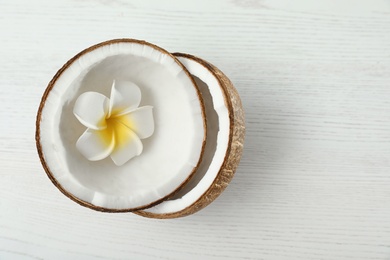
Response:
[135,53,245,218]
[36,39,207,212]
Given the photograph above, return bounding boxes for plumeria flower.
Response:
[73,80,154,166]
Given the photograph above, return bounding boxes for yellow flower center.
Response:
[97,113,134,150]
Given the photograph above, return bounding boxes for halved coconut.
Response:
[36,39,207,212]
[135,53,245,218]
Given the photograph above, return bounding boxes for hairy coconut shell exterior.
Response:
[135,53,245,219]
[36,39,207,212]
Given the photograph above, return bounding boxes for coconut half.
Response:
[36,39,207,212]
[135,53,245,218]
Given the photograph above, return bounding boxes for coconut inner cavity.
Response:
[169,76,219,199]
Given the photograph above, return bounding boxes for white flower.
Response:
[73,80,154,166]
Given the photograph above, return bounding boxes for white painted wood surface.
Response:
[1,0,390,259]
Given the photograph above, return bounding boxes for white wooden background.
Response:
[1,0,390,259]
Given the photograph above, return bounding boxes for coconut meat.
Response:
[142,56,230,214]
[39,41,205,210]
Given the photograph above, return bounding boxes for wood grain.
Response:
[1,0,390,259]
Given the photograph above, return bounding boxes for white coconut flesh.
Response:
[38,40,205,210]
[141,55,230,215]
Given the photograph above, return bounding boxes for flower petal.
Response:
[76,128,115,161]
[108,80,141,117]
[73,92,109,130]
[110,122,143,166]
[116,106,154,139]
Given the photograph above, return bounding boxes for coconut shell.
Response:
[36,39,207,212]
[135,53,245,219]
